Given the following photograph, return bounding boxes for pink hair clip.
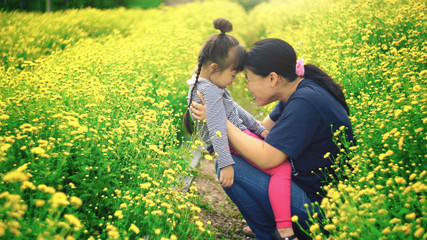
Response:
[296,58,305,77]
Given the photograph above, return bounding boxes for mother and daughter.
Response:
[184,18,354,240]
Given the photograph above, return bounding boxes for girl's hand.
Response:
[190,90,206,121]
[219,165,234,188]
[260,129,269,139]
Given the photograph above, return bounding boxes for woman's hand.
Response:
[219,165,234,188]
[190,90,206,121]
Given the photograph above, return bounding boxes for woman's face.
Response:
[245,68,273,106]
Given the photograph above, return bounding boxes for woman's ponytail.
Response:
[304,64,350,115]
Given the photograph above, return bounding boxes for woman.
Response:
[190,38,354,240]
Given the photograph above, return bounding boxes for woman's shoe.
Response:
[273,229,297,240]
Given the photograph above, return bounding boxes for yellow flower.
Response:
[0,221,5,237]
[216,130,222,137]
[30,147,46,155]
[129,224,140,234]
[50,192,69,208]
[38,184,56,194]
[403,105,412,112]
[20,181,36,190]
[0,114,10,120]
[309,223,320,232]
[323,152,331,159]
[3,170,29,182]
[140,182,151,189]
[405,212,416,220]
[195,220,203,227]
[382,227,391,234]
[414,227,425,237]
[177,204,187,210]
[64,214,82,231]
[389,218,401,224]
[35,199,46,207]
[170,234,178,240]
[0,144,12,152]
[70,196,82,208]
[204,154,213,160]
[190,205,201,213]
[114,210,123,219]
[108,230,120,239]
[8,220,21,236]
[413,85,421,92]
[377,209,388,215]
[324,224,336,231]
[291,215,299,222]
[154,228,161,235]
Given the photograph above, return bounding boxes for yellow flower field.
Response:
[0,0,426,239]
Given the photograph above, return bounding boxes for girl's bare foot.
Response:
[243,226,255,236]
[276,228,298,240]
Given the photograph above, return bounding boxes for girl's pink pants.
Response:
[229,129,292,229]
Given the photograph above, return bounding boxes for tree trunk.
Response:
[46,0,51,12]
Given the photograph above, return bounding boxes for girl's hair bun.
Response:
[213,18,233,34]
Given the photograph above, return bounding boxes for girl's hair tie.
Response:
[296,58,305,77]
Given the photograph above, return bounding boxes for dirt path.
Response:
[194,158,252,240]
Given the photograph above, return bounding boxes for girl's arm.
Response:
[226,120,288,169]
[194,86,235,188]
[198,87,234,169]
[223,89,265,136]
[191,91,287,169]
[234,103,266,135]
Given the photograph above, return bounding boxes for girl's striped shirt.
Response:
[187,76,265,169]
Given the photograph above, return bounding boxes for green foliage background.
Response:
[0,0,163,11]
[0,0,426,239]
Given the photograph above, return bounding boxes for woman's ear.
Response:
[209,63,220,73]
[268,72,279,87]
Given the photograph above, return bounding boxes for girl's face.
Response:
[245,68,274,106]
[210,66,238,89]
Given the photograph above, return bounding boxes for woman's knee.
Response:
[231,154,270,190]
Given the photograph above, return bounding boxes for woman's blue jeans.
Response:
[215,154,319,240]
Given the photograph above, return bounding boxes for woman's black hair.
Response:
[245,38,350,115]
[183,18,246,134]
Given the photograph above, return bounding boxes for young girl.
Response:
[183,18,296,239]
